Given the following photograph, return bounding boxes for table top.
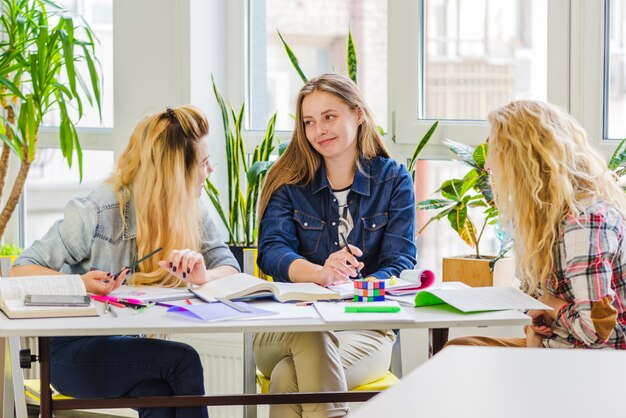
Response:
[0,300,529,337]
[347,345,626,418]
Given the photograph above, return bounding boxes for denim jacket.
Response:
[14,183,239,274]
[258,156,417,282]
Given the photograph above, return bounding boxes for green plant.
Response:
[205,76,284,246]
[417,139,511,262]
[609,137,626,180]
[0,242,22,256]
[0,0,101,239]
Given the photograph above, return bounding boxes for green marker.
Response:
[344,306,400,313]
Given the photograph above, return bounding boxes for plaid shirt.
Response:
[544,201,626,349]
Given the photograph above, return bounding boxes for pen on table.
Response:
[340,233,363,280]
[91,295,125,308]
[104,301,119,317]
[344,306,400,313]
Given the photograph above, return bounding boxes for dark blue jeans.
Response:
[50,336,208,418]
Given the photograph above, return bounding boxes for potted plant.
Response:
[0,242,22,275]
[417,139,515,287]
[0,0,101,240]
[205,77,283,270]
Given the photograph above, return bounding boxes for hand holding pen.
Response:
[316,234,364,286]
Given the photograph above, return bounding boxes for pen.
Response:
[113,247,164,279]
[344,306,400,313]
[104,301,119,317]
[92,296,125,308]
[340,233,363,280]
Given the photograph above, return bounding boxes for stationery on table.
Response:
[0,275,98,319]
[414,286,552,313]
[167,299,276,321]
[313,301,414,323]
[109,285,194,304]
[189,272,341,303]
[340,233,363,280]
[329,269,435,299]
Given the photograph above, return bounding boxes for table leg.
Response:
[428,328,449,357]
[39,337,52,418]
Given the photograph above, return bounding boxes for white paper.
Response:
[313,301,414,323]
[418,287,552,312]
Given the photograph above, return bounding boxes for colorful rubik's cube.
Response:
[353,279,386,302]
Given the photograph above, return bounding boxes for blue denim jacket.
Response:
[14,183,239,274]
[258,156,417,282]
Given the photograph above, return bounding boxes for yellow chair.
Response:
[256,369,400,394]
[23,379,73,404]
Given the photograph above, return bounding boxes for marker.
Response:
[344,306,400,313]
[185,298,192,305]
[340,233,363,280]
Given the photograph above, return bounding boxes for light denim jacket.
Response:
[14,183,239,274]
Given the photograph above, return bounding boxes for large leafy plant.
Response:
[609,137,626,180]
[205,77,284,246]
[0,0,101,239]
[417,140,511,262]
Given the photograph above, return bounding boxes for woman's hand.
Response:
[158,249,208,285]
[526,309,554,337]
[82,269,127,295]
[317,245,364,287]
[525,325,545,348]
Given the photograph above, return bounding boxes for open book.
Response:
[0,275,98,319]
[190,273,341,303]
[414,286,552,313]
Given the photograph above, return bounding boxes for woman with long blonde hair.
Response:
[448,100,626,349]
[254,73,417,417]
[11,105,239,417]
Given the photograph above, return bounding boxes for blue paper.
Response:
[167,301,274,321]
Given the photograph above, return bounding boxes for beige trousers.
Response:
[253,330,395,418]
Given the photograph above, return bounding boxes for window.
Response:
[423,0,547,120]
[41,0,113,128]
[248,0,387,132]
[607,0,626,139]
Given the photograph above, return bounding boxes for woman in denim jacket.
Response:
[11,106,239,418]
[253,73,417,418]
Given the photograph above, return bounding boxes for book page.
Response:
[415,287,551,312]
[271,281,340,302]
[0,275,86,301]
[191,273,269,302]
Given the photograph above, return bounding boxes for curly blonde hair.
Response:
[488,100,626,294]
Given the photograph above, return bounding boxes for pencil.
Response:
[340,233,363,280]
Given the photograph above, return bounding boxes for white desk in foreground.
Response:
[347,345,626,418]
[0,300,530,418]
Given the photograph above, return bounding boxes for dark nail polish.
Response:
[187,267,190,273]
[169,262,173,268]
[183,272,187,279]
[106,272,112,277]
[173,266,177,272]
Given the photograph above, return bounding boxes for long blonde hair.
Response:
[488,100,626,294]
[108,105,209,286]
[257,73,389,225]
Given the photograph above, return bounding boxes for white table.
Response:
[347,345,626,418]
[0,301,529,418]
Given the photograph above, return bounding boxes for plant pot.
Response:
[228,245,258,275]
[442,255,517,288]
[0,255,17,276]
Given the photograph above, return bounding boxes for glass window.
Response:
[248,0,387,132]
[41,0,113,128]
[607,0,626,139]
[24,149,114,246]
[423,0,547,120]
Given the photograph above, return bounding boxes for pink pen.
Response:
[90,295,118,303]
